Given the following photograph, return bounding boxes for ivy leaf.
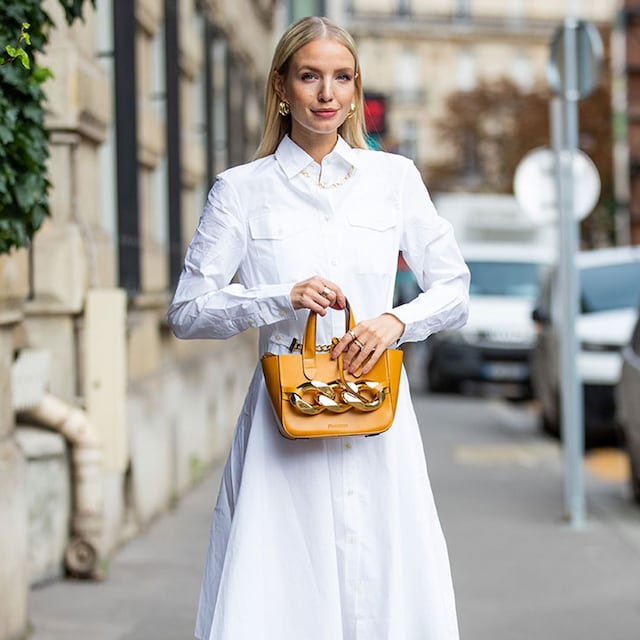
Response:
[17,49,30,69]
[32,64,53,83]
[0,123,13,145]
[3,45,30,69]
[21,23,31,46]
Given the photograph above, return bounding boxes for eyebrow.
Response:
[296,64,355,74]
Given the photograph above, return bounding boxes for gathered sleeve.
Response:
[391,162,470,344]
[166,177,295,340]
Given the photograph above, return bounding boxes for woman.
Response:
[168,16,469,640]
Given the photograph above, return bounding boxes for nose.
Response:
[318,77,333,102]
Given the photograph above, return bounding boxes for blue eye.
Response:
[301,72,316,81]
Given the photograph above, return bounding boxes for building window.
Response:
[507,0,525,25]
[456,48,476,91]
[206,30,229,178]
[398,121,418,161]
[227,52,247,167]
[289,0,326,22]
[96,0,116,242]
[511,51,533,91]
[455,0,470,20]
[150,18,168,251]
[396,47,422,102]
[163,0,182,289]
[112,0,140,294]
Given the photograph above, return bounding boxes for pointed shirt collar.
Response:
[275,135,359,179]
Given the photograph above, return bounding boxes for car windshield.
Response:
[467,261,543,297]
[581,261,640,313]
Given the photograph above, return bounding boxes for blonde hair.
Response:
[254,16,368,159]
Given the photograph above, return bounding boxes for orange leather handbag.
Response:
[261,303,403,439]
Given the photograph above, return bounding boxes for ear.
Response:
[272,70,287,102]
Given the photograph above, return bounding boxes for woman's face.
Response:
[275,38,357,150]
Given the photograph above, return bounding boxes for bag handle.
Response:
[302,300,355,380]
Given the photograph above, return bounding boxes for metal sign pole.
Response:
[558,18,587,529]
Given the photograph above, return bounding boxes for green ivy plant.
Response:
[0,0,95,255]
[2,22,33,70]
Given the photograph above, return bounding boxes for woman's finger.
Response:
[346,339,380,374]
[290,276,346,313]
[332,313,405,370]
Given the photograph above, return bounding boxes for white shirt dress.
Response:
[167,135,470,640]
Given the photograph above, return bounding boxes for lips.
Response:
[313,109,339,118]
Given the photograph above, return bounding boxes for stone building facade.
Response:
[335,0,618,168]
[0,2,281,639]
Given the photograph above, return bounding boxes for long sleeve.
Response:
[391,162,470,344]
[167,177,295,340]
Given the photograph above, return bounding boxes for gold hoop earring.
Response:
[347,103,356,119]
[278,101,290,116]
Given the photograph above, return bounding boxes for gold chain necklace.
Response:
[300,165,355,189]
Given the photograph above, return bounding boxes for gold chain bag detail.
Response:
[261,303,403,439]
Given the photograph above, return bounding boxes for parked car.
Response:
[426,243,552,398]
[616,311,640,502]
[530,246,640,446]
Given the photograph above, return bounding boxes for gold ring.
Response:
[348,329,357,342]
[320,286,332,299]
[353,337,365,350]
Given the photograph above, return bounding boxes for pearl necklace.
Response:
[300,165,355,189]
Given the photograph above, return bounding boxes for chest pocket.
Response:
[347,209,399,274]
[248,210,317,281]
[249,214,290,240]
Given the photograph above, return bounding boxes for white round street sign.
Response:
[513,146,600,225]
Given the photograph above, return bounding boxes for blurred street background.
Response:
[2,0,640,639]
[26,361,640,639]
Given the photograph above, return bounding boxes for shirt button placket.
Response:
[342,437,361,630]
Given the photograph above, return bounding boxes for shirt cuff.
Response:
[253,282,297,326]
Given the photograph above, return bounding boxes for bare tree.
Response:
[425,77,614,245]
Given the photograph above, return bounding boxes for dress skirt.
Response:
[194,364,459,640]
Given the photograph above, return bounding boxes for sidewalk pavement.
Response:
[420,393,640,640]
[28,391,640,640]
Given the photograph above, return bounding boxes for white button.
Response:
[347,490,354,497]
[345,442,352,449]
[331,259,337,266]
[274,334,281,340]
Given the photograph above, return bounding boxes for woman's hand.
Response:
[332,313,405,375]
[290,276,346,316]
